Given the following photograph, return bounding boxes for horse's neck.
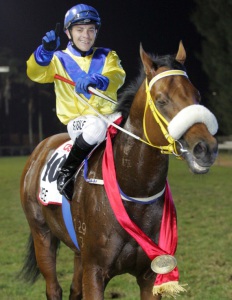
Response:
[113,120,168,198]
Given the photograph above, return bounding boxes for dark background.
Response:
[0,0,199,84]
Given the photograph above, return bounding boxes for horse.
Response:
[20,41,218,300]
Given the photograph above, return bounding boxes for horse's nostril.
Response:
[193,142,207,159]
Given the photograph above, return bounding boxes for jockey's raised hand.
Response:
[42,23,61,51]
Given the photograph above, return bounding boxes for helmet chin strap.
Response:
[71,41,88,57]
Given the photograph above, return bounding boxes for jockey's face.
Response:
[67,24,97,52]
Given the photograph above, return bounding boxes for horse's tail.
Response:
[18,234,40,284]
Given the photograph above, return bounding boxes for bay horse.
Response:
[20,41,218,300]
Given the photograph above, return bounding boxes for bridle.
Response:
[143,70,188,156]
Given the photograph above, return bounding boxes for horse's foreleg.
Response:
[69,253,83,300]
[137,274,162,300]
[32,230,62,300]
[82,265,106,300]
[140,289,161,300]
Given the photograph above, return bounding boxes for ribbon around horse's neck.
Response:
[143,70,188,155]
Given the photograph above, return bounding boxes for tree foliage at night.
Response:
[191,0,232,135]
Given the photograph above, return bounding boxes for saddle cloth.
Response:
[38,140,74,205]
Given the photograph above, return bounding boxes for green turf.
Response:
[0,155,231,299]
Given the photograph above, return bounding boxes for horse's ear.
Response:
[175,41,186,65]
[140,43,155,75]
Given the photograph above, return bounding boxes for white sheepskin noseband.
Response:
[168,104,218,140]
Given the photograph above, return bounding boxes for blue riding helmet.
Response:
[64,4,101,31]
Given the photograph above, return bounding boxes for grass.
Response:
[0,154,232,299]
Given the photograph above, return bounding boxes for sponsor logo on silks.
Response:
[73,120,86,131]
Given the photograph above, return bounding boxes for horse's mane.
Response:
[116,53,187,120]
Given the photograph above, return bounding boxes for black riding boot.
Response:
[57,135,94,200]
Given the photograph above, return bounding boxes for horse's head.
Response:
[140,41,218,174]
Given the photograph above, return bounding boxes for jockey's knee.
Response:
[82,117,107,145]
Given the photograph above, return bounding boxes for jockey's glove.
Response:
[75,75,97,94]
[75,73,109,94]
[42,23,60,52]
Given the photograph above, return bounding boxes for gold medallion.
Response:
[151,255,177,274]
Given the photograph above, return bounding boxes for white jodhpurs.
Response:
[67,115,108,145]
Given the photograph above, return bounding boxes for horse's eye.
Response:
[156,95,169,107]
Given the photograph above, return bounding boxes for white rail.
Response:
[218,141,232,151]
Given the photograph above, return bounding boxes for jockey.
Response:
[26,4,126,200]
